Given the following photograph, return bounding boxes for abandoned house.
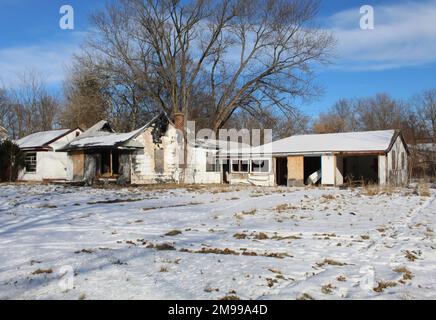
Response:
[223,130,409,187]
[59,113,223,185]
[16,128,83,181]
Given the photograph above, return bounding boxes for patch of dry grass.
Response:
[32,268,53,275]
[253,232,269,240]
[155,243,176,251]
[219,295,240,300]
[274,203,296,213]
[336,275,347,282]
[403,250,419,262]
[297,293,314,300]
[165,230,182,236]
[418,183,431,197]
[233,233,247,239]
[321,283,336,294]
[373,280,397,293]
[394,266,414,282]
[316,259,347,267]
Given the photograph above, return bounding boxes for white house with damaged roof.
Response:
[16,128,83,181]
[222,130,409,186]
[59,113,226,185]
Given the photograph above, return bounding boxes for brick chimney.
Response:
[173,112,185,132]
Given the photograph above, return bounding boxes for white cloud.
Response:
[0,32,86,88]
[326,0,436,71]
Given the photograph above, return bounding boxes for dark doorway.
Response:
[342,155,378,184]
[222,160,230,184]
[100,150,120,176]
[275,157,288,186]
[304,156,321,185]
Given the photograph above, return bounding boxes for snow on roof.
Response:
[227,130,397,155]
[16,129,71,149]
[68,128,144,148]
[65,115,164,149]
[194,138,251,151]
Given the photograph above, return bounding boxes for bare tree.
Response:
[313,99,358,133]
[414,90,436,143]
[61,65,111,130]
[9,71,61,137]
[77,0,333,132]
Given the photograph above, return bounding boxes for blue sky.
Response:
[1,0,435,116]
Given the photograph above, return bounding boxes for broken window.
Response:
[25,152,37,173]
[231,159,249,173]
[251,159,270,173]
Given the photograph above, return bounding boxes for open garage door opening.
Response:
[304,156,321,185]
[339,155,378,185]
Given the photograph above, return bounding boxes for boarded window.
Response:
[154,149,164,173]
[25,152,37,173]
[251,159,270,173]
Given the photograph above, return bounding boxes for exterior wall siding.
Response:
[321,154,335,185]
[19,152,69,181]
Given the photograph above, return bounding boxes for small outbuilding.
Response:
[16,128,83,181]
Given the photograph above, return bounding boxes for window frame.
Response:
[250,159,271,174]
[230,159,249,173]
[25,152,37,173]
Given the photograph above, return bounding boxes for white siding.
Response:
[321,154,335,185]
[19,152,68,181]
[378,155,387,185]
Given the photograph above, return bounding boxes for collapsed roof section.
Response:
[60,113,171,151]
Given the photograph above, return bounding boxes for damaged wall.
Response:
[131,124,180,184]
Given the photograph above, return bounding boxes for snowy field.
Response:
[0,183,435,300]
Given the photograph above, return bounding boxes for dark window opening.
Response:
[304,156,321,185]
[231,160,249,173]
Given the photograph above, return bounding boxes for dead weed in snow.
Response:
[316,259,347,267]
[373,280,397,293]
[32,268,53,275]
[165,230,182,236]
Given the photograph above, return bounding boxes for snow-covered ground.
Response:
[0,183,435,300]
